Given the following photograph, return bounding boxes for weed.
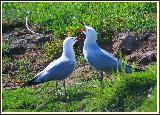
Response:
[43,39,63,61]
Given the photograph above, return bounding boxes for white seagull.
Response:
[23,37,78,96]
[80,23,142,86]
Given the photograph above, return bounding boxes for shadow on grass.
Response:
[35,91,91,111]
[101,85,155,112]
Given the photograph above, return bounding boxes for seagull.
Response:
[23,37,78,97]
[80,23,143,87]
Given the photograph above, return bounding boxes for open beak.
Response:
[74,37,78,42]
[75,22,88,41]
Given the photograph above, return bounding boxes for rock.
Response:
[121,35,139,54]
[112,33,139,57]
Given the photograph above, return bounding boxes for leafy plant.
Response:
[43,39,63,61]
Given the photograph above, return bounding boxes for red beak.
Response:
[76,34,81,41]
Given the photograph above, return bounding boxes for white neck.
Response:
[62,44,75,59]
[84,36,97,47]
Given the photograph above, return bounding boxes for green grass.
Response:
[2,2,157,39]
[2,2,157,112]
[2,2,157,61]
[2,65,157,112]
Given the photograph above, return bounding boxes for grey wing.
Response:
[101,49,119,61]
[35,60,76,83]
[87,49,121,72]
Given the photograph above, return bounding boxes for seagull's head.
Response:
[62,37,78,57]
[80,22,97,40]
[63,37,78,47]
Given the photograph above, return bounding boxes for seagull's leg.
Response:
[55,81,58,98]
[100,72,104,89]
[63,80,67,99]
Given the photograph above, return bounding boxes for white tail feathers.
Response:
[26,16,35,34]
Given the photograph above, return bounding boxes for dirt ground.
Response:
[2,26,157,88]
